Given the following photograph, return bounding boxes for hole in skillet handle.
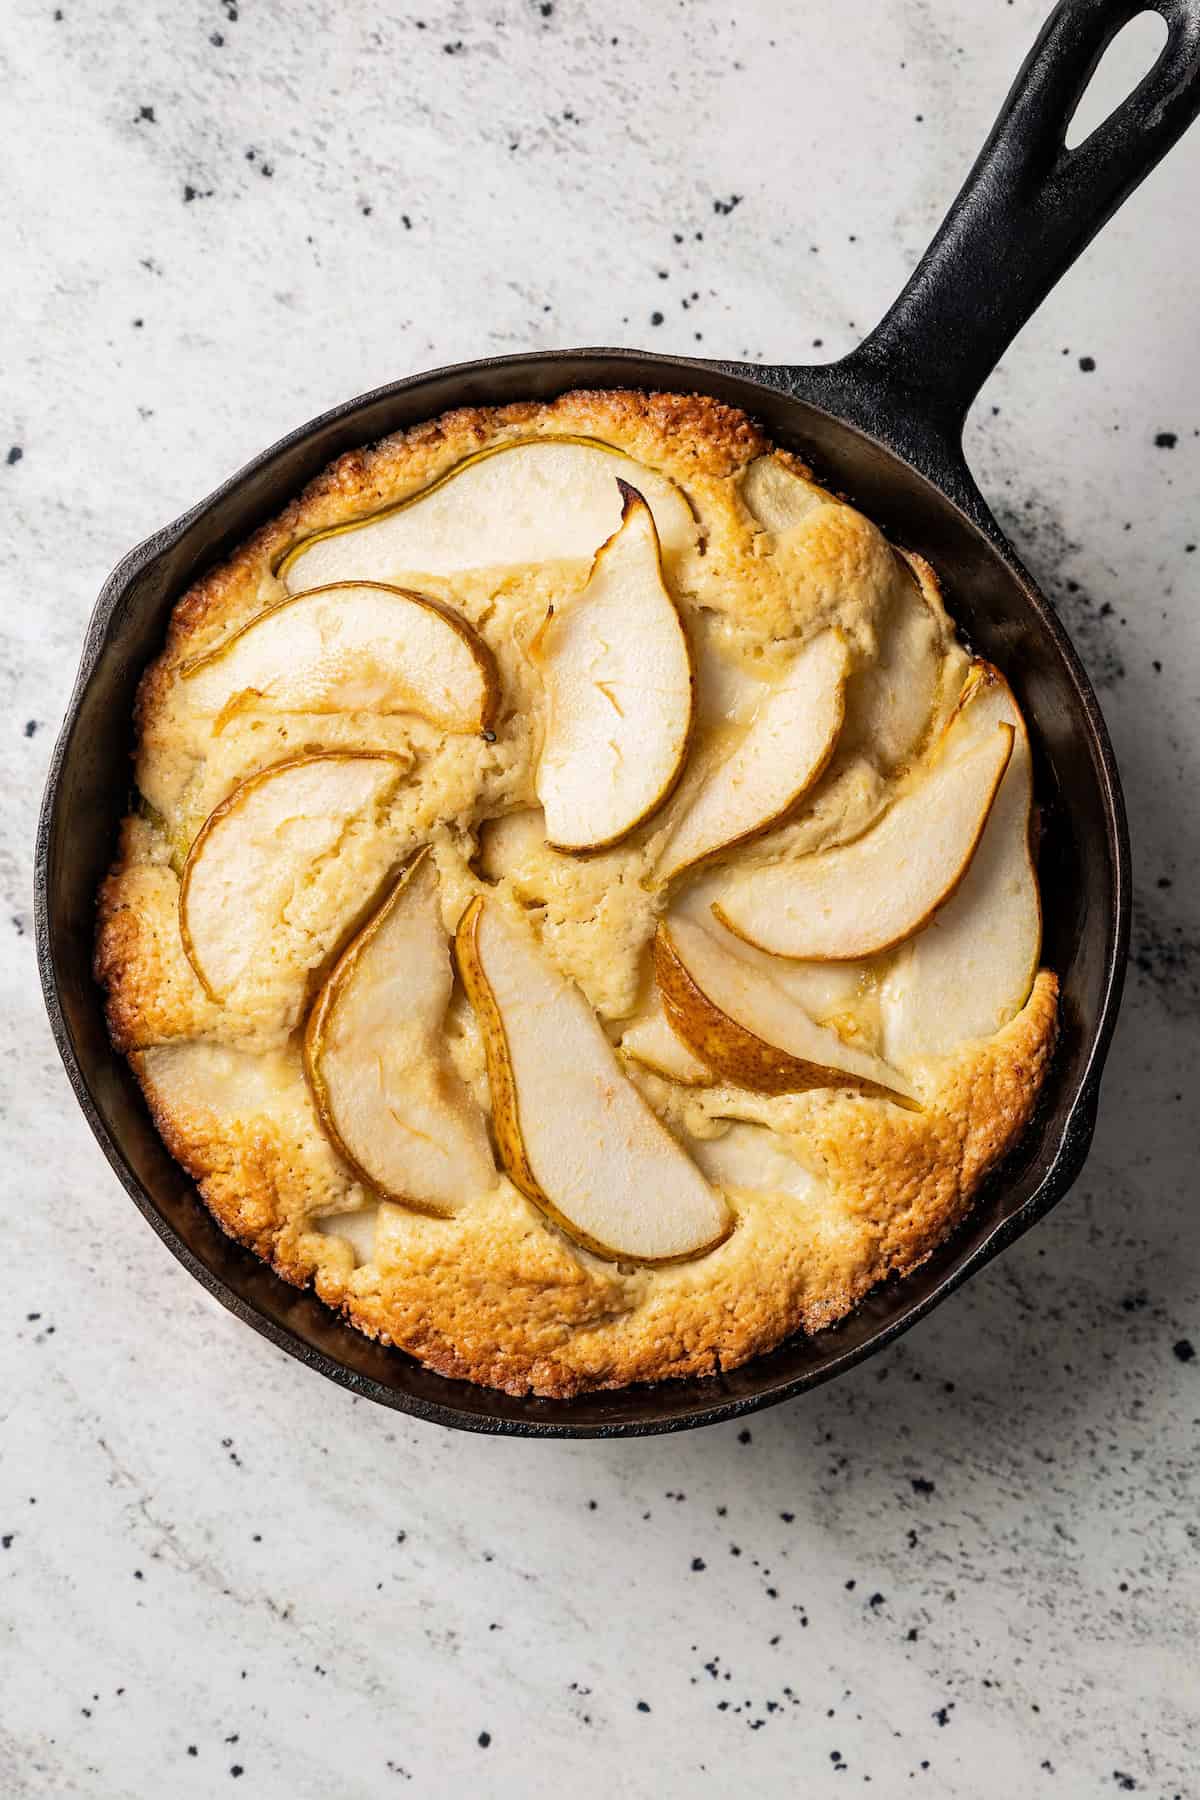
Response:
[1065,9,1169,148]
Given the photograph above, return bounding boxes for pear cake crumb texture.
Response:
[96,387,1058,1398]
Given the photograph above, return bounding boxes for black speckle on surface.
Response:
[713,194,743,216]
[477,1731,491,1748]
[1174,1338,1195,1363]
[636,1700,651,1713]
[210,31,224,46]
[910,1476,935,1495]
[136,104,156,123]
[1154,431,1177,448]
[2,1534,13,1550]
[737,1429,752,1445]
[24,720,37,737]
[650,311,663,326]
[933,1706,952,1727]
[1113,1775,1137,1792]
[1079,355,1096,371]
[779,1510,794,1523]
[996,489,1126,686]
[187,1746,198,1757]
[1131,900,1199,1015]
[443,40,464,54]
[691,1557,706,1572]
[7,446,23,465]
[230,1767,244,1780]
[868,1592,885,1609]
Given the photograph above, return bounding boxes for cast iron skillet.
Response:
[36,0,1200,1436]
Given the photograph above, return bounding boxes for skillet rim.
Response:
[34,346,1131,1438]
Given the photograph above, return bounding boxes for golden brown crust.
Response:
[97,861,221,1052]
[98,387,1059,1398]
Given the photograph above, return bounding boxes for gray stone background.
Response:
[2,3,1197,1794]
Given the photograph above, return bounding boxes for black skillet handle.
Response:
[782,0,1200,511]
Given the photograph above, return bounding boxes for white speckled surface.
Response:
[3,3,1199,1794]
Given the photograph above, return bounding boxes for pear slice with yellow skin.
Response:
[655,914,918,1106]
[279,436,698,589]
[533,483,694,854]
[620,994,712,1086]
[179,751,406,1003]
[181,582,499,734]
[657,629,849,881]
[712,671,1014,961]
[304,850,496,1216]
[881,663,1042,1064]
[455,895,731,1264]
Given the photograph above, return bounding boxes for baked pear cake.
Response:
[96,389,1058,1397]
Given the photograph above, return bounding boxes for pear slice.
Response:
[712,674,1014,960]
[455,896,731,1263]
[313,1207,380,1265]
[279,437,698,589]
[838,551,960,771]
[882,664,1041,1063]
[179,752,406,1002]
[691,1123,825,1205]
[620,995,712,1086]
[533,483,694,853]
[657,630,849,881]
[655,914,917,1105]
[304,850,495,1215]
[740,455,827,533]
[181,582,499,733]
